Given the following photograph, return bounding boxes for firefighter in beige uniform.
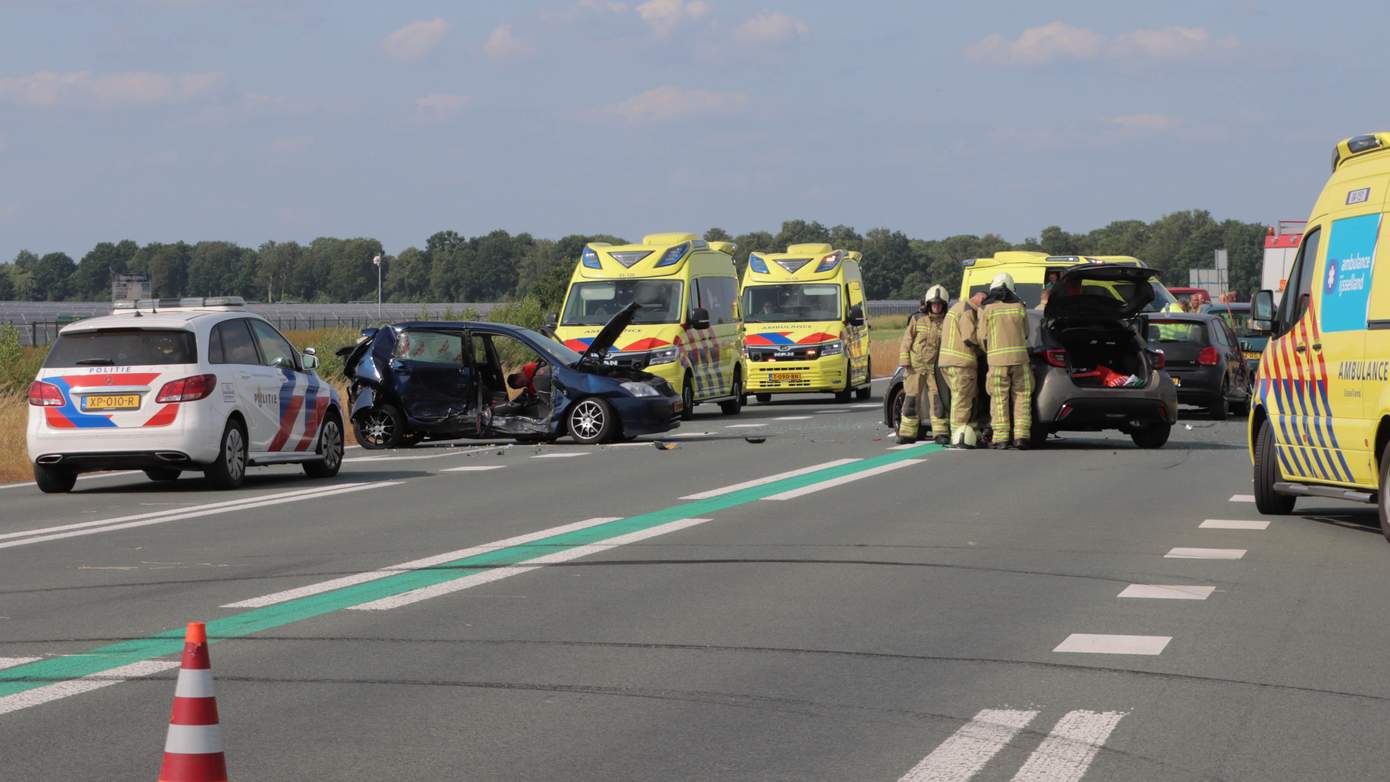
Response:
[896,286,949,444]
[979,273,1033,449]
[939,291,987,447]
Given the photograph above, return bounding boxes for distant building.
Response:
[112,273,149,301]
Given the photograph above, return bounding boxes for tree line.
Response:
[0,211,1270,308]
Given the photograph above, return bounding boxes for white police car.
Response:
[26,297,344,493]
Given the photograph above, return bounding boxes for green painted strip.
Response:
[0,443,940,700]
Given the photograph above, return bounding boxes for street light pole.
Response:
[373,254,383,319]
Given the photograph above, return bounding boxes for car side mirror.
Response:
[847,304,865,327]
[542,312,558,338]
[301,347,319,370]
[689,307,711,331]
[1250,290,1276,334]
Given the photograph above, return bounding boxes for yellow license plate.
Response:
[770,372,802,382]
[1244,351,1261,360]
[1171,377,1181,386]
[82,394,140,411]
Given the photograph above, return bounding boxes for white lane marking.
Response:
[0,657,40,670]
[0,482,396,551]
[1200,519,1270,530]
[349,449,491,462]
[532,452,589,459]
[763,460,925,501]
[1053,634,1170,655]
[0,659,179,716]
[603,442,652,448]
[888,443,918,450]
[350,517,712,611]
[725,424,766,429]
[669,432,713,438]
[816,409,852,414]
[1229,494,1255,503]
[441,465,508,473]
[851,403,880,408]
[0,483,375,543]
[223,517,621,608]
[1117,584,1215,600]
[897,709,1038,782]
[1011,710,1127,782]
[773,416,812,421]
[1165,547,1246,560]
[0,470,141,491]
[679,459,862,500]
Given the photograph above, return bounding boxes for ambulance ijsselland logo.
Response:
[1326,259,1339,295]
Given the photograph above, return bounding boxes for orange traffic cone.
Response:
[158,622,228,782]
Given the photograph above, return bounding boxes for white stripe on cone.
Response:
[173,668,215,698]
[164,723,226,755]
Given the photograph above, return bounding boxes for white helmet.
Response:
[989,272,1015,293]
[952,424,978,448]
[923,285,949,306]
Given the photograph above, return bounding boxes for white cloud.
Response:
[484,24,533,60]
[1106,113,1181,132]
[607,85,746,122]
[635,0,710,35]
[967,22,1236,65]
[415,93,471,121]
[0,70,223,108]
[383,18,449,61]
[734,12,809,44]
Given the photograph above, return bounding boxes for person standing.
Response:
[896,286,949,444]
[980,273,1033,449]
[939,290,987,447]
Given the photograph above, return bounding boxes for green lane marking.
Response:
[0,443,941,699]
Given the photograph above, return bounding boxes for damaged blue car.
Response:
[338,303,682,447]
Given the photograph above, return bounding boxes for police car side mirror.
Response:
[847,304,865,327]
[1250,290,1276,334]
[301,348,319,370]
[689,307,711,331]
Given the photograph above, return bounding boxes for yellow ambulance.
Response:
[554,233,746,418]
[1248,132,1390,539]
[959,252,1179,310]
[740,244,872,402]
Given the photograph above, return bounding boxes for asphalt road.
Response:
[2,383,1389,781]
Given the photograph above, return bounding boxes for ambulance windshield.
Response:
[743,284,841,323]
[561,280,684,326]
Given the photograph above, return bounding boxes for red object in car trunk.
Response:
[1197,347,1220,366]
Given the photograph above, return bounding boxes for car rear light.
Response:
[27,381,64,407]
[1197,347,1220,366]
[1148,349,1166,369]
[156,373,217,403]
[1043,349,1067,368]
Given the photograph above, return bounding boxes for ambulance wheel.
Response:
[303,413,344,479]
[355,405,403,450]
[1379,440,1390,544]
[568,398,615,445]
[756,394,772,404]
[33,463,77,494]
[1254,419,1296,515]
[144,468,181,482]
[681,376,695,421]
[720,372,743,415]
[206,419,248,490]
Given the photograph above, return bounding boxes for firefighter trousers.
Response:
[899,367,947,440]
[987,364,1033,442]
[942,366,978,433]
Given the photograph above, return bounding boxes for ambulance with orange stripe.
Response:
[554,233,747,418]
[26,297,344,493]
[1248,132,1390,538]
[739,244,872,402]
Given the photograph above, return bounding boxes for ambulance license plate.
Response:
[1244,351,1261,361]
[82,394,140,411]
[1171,377,1181,387]
[770,372,802,382]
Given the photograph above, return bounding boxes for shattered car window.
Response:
[395,330,465,365]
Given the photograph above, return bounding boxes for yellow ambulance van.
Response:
[554,233,746,418]
[959,252,1179,310]
[740,244,872,402]
[1248,132,1390,539]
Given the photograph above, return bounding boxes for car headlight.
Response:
[621,381,660,397]
[647,347,679,366]
[818,340,843,356]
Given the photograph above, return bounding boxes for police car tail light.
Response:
[156,373,218,403]
[27,381,64,407]
[1043,349,1068,368]
[1197,347,1220,367]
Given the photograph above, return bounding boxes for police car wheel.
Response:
[1377,441,1390,544]
[569,398,615,445]
[33,463,77,494]
[206,420,248,490]
[304,414,344,479]
[1254,419,1295,515]
[143,468,180,482]
[355,405,403,450]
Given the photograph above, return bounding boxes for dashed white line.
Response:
[1053,634,1170,655]
[897,708,1038,782]
[669,432,713,438]
[1165,547,1246,560]
[441,465,508,473]
[350,449,491,462]
[725,424,767,429]
[679,459,862,500]
[815,409,851,414]
[762,459,925,501]
[0,660,179,717]
[1011,710,1127,782]
[532,452,589,459]
[850,402,880,408]
[0,657,40,670]
[773,416,812,421]
[888,443,918,450]
[1229,494,1255,503]
[1117,584,1215,600]
[1200,519,1270,530]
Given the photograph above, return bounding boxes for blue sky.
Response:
[0,0,1383,259]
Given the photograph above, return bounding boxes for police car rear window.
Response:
[44,328,197,367]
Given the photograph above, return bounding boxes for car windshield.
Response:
[1207,307,1257,336]
[1147,321,1207,344]
[561,280,683,326]
[44,328,197,367]
[742,284,842,322]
